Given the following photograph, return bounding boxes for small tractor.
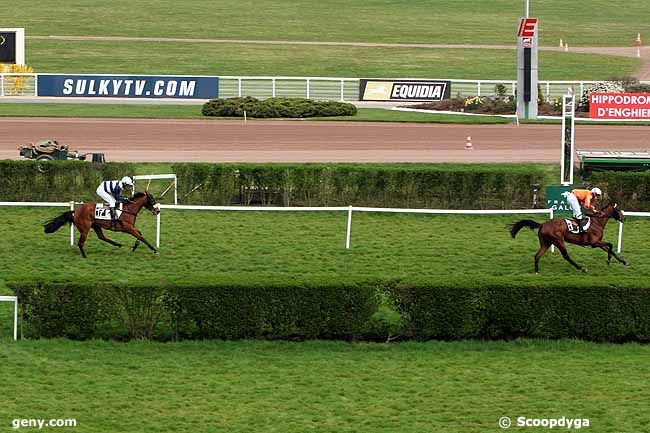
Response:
[19,139,105,163]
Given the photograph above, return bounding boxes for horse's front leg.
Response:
[594,242,627,266]
[125,227,157,255]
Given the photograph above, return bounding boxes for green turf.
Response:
[10,0,650,46]
[0,104,513,123]
[25,40,641,80]
[0,208,646,287]
[0,338,648,433]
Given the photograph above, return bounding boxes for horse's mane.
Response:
[132,192,147,199]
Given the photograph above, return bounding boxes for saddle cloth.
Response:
[95,203,123,220]
[564,216,591,234]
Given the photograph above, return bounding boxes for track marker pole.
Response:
[345,206,352,249]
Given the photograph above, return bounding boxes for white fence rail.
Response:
[0,200,643,255]
[0,295,18,341]
[1,73,637,101]
[157,204,553,249]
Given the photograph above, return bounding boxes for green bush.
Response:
[390,280,650,342]
[590,171,650,210]
[167,281,377,340]
[10,280,378,341]
[202,97,356,118]
[0,161,135,202]
[172,163,549,209]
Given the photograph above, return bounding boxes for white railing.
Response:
[1,73,639,101]
[0,200,641,254]
[156,204,553,249]
[0,201,76,246]
[0,295,18,341]
[616,212,650,253]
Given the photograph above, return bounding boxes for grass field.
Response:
[1,207,647,286]
[25,40,641,80]
[9,0,650,46]
[0,105,513,124]
[0,338,648,433]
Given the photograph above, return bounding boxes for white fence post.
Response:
[617,221,624,253]
[346,205,353,249]
[549,208,555,253]
[13,296,18,341]
[70,201,75,247]
[0,296,18,341]
[156,211,161,249]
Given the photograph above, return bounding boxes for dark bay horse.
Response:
[509,203,627,273]
[44,191,160,258]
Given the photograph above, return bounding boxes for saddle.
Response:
[564,216,591,234]
[94,203,123,220]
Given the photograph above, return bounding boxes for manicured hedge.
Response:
[202,97,357,118]
[389,280,650,342]
[0,161,135,202]
[172,163,549,209]
[10,279,650,342]
[590,171,650,211]
[0,161,550,209]
[4,160,650,211]
[11,280,378,341]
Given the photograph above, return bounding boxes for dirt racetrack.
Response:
[1,117,649,163]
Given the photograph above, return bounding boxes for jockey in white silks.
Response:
[96,176,134,224]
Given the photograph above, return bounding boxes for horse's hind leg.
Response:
[554,241,585,272]
[92,225,122,248]
[77,230,89,258]
[534,236,551,274]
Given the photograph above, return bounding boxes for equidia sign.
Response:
[37,74,219,99]
[359,79,450,102]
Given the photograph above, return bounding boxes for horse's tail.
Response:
[508,219,541,239]
[44,211,74,233]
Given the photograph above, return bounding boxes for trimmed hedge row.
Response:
[4,160,650,210]
[390,280,650,342]
[0,161,135,202]
[172,163,549,209]
[202,97,357,118]
[10,279,650,342]
[10,281,378,341]
[590,171,650,212]
[0,161,549,209]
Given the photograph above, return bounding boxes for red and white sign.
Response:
[590,93,650,119]
[518,18,538,38]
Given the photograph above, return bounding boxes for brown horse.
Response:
[509,203,627,273]
[44,191,160,258]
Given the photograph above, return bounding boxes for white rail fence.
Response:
[0,296,18,341]
[0,200,641,254]
[1,73,633,101]
[156,205,554,249]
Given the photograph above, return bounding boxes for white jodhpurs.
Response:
[563,192,583,219]
[96,185,116,207]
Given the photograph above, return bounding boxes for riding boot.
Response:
[110,206,118,229]
[579,217,589,233]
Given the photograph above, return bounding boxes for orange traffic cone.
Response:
[465,136,473,150]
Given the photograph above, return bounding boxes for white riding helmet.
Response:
[591,187,602,197]
[121,176,134,186]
